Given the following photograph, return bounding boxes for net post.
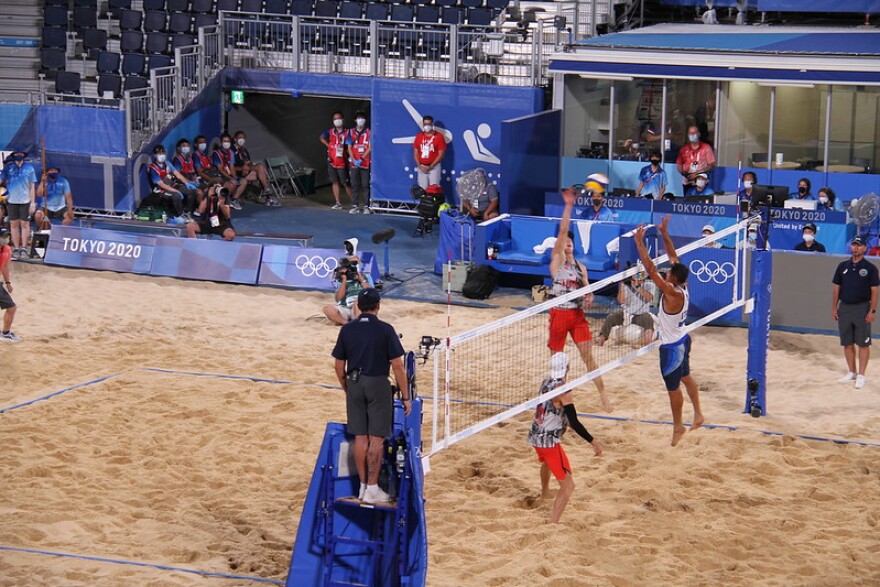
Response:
[745,207,772,417]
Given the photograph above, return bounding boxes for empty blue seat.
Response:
[143,0,166,10]
[124,75,149,91]
[364,3,388,20]
[40,48,66,79]
[291,0,312,15]
[98,73,122,98]
[467,7,492,26]
[264,0,288,14]
[191,0,214,12]
[108,0,132,17]
[121,52,146,76]
[42,26,67,49]
[391,4,414,21]
[119,10,142,32]
[145,32,170,54]
[74,0,97,7]
[144,10,168,32]
[461,0,483,7]
[339,0,362,19]
[120,30,144,52]
[171,33,196,49]
[314,0,339,18]
[486,0,507,8]
[415,5,439,23]
[240,0,263,12]
[44,6,69,28]
[82,28,108,58]
[436,0,457,6]
[194,13,218,28]
[73,6,98,30]
[97,50,121,74]
[216,0,239,11]
[55,71,81,95]
[440,5,464,24]
[169,12,192,33]
[167,0,190,10]
[148,54,172,70]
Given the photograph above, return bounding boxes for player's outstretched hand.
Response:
[561,186,577,206]
[633,223,646,244]
[590,439,603,457]
[659,214,671,234]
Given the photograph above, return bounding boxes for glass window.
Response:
[561,76,613,159]
[609,78,665,162]
[821,85,880,174]
[717,81,772,168]
[772,85,825,172]
[665,79,716,153]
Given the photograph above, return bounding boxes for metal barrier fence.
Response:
[219,12,558,87]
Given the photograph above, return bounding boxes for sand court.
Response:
[1,264,879,586]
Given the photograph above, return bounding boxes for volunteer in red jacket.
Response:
[320,111,352,210]
[413,114,446,189]
[346,110,372,214]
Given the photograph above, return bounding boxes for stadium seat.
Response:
[143,0,167,10]
[460,0,483,7]
[144,10,168,32]
[98,73,122,98]
[41,27,67,50]
[82,28,108,58]
[54,71,82,95]
[40,48,66,77]
[107,0,133,18]
[148,54,172,70]
[168,12,193,34]
[74,0,97,7]
[467,7,492,26]
[119,10,143,32]
[124,74,149,91]
[145,32,170,54]
[171,33,196,49]
[240,0,263,12]
[314,0,339,18]
[264,0,288,15]
[191,0,214,13]
[120,31,144,52]
[392,4,414,22]
[167,0,190,11]
[43,6,69,28]
[44,0,68,6]
[73,6,98,30]
[440,6,464,24]
[121,52,146,76]
[194,13,218,29]
[216,0,239,12]
[364,3,389,20]
[411,0,432,5]
[96,50,121,74]
[339,1,363,19]
[435,0,457,7]
[486,0,507,9]
[415,5,439,23]
[290,0,312,16]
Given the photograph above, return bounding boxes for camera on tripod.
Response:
[334,257,359,280]
[410,185,445,236]
[416,335,441,364]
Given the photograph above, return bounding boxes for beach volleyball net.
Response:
[427,217,754,457]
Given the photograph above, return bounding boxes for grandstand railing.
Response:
[219,12,564,87]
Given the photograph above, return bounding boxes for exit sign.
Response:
[230,90,244,105]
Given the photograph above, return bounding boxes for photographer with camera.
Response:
[595,270,657,347]
[185,181,236,241]
[323,249,372,326]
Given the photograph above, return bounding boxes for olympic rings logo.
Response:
[295,254,338,278]
[689,259,736,284]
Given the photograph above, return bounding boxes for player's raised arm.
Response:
[634,223,681,300]
[658,215,680,265]
[550,187,576,276]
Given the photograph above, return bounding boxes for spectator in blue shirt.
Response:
[790,177,816,201]
[635,149,667,200]
[684,172,715,198]
[817,186,844,212]
[580,174,614,222]
[737,171,757,203]
[34,166,74,227]
[0,151,37,258]
[148,144,197,220]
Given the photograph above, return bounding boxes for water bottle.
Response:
[161,211,167,223]
[395,444,405,475]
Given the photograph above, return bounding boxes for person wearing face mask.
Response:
[212,133,243,210]
[684,172,715,198]
[232,131,278,207]
[789,177,816,201]
[736,219,768,251]
[0,229,20,342]
[192,135,238,197]
[346,111,372,214]
[148,144,196,220]
[793,223,825,253]
[413,115,446,189]
[320,112,352,210]
[34,166,74,228]
[737,171,757,203]
[816,186,843,212]
[832,236,879,389]
[635,149,667,200]
[700,224,722,249]
[171,139,204,210]
[0,150,37,259]
[580,173,613,222]
[675,125,716,189]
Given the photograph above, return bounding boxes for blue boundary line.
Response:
[139,367,340,389]
[0,373,125,414]
[0,545,284,585]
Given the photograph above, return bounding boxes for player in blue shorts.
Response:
[634,215,704,447]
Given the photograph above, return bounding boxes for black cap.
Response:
[852,236,867,246]
[803,223,817,233]
[358,287,381,307]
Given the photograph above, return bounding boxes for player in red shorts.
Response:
[528,352,602,523]
[547,185,611,412]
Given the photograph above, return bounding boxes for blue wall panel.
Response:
[500,109,561,215]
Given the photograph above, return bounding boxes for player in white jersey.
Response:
[547,186,611,412]
[633,215,704,447]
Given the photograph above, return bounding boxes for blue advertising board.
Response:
[768,207,852,254]
[259,247,379,290]
[684,247,742,323]
[150,237,263,284]
[44,225,156,274]
[544,194,654,225]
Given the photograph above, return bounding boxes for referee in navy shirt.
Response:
[332,288,410,504]
[832,236,879,390]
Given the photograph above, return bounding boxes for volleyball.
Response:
[585,173,609,195]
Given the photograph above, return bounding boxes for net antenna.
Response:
[426,217,753,458]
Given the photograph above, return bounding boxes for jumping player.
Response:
[633,215,704,446]
[547,185,611,412]
[528,352,602,524]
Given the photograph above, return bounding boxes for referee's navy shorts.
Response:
[346,374,393,437]
[838,301,872,347]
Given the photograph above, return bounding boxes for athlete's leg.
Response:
[669,388,686,446]
[681,374,704,430]
[575,339,611,413]
[549,473,574,524]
